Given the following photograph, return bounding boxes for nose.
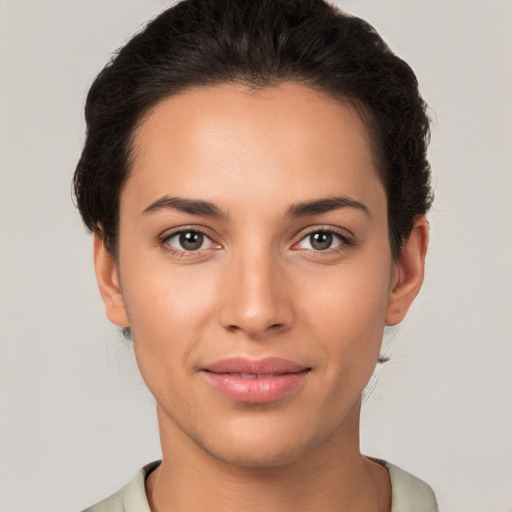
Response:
[218,251,294,338]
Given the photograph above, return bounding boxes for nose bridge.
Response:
[218,244,291,337]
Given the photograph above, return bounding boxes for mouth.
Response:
[201,357,311,404]
[220,373,289,379]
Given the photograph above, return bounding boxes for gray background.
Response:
[1,1,511,511]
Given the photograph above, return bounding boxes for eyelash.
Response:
[292,227,353,254]
[159,226,353,257]
[160,227,220,257]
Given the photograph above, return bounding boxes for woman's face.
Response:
[96,83,424,467]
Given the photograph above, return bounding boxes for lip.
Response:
[201,357,311,404]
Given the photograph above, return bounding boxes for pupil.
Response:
[180,231,203,250]
[311,232,332,250]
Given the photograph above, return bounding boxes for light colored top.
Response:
[82,459,438,512]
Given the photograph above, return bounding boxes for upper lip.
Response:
[202,357,309,375]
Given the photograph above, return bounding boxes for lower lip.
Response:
[202,371,310,404]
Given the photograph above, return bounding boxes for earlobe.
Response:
[93,230,129,328]
[385,217,429,326]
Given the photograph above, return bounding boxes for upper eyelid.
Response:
[161,225,216,240]
[295,225,353,241]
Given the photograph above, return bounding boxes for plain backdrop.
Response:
[1,1,511,511]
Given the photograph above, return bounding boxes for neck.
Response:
[146,403,391,512]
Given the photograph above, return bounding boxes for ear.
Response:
[93,230,129,328]
[385,216,429,326]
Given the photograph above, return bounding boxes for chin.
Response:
[190,414,328,469]
[201,436,310,469]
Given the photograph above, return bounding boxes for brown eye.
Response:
[165,230,214,251]
[296,230,345,251]
[179,231,203,250]
[309,231,333,250]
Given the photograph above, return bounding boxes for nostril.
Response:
[225,322,283,334]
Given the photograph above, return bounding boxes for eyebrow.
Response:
[142,194,370,220]
[142,196,228,219]
[286,196,371,219]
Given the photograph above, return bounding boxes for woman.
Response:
[74,0,436,510]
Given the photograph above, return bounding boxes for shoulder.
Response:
[81,461,160,512]
[373,458,438,512]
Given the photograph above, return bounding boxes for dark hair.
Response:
[73,0,432,258]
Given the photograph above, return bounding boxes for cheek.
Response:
[120,233,218,321]
[118,257,220,378]
[298,256,392,369]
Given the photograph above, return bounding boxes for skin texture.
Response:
[94,82,428,511]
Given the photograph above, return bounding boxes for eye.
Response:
[296,230,347,251]
[164,230,216,251]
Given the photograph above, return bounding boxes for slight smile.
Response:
[201,357,312,404]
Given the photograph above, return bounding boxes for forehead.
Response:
[124,82,384,215]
